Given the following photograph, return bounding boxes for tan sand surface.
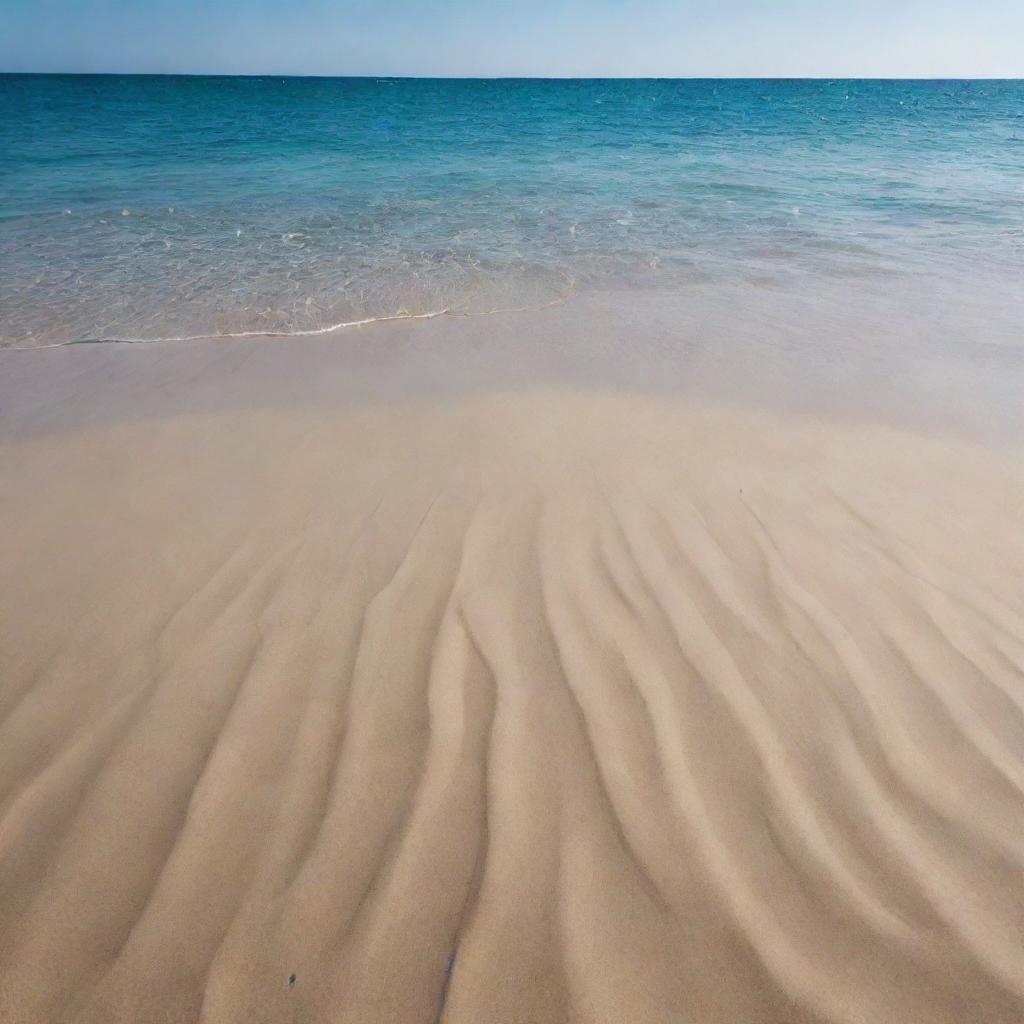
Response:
[0,362,1022,1022]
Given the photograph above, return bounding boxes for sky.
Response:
[1,0,1022,78]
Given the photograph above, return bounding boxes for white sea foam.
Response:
[3,272,578,351]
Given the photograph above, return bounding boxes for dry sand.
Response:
[0,333,1023,1023]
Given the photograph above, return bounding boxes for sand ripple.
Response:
[0,392,1022,1023]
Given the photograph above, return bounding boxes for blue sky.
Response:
[2,0,1022,77]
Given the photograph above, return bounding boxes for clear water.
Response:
[2,75,1023,348]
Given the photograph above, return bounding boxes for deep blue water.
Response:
[1,75,1023,346]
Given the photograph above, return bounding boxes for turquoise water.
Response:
[1,75,1023,347]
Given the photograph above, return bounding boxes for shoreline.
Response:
[3,286,1023,453]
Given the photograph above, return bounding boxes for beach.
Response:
[2,72,1024,1024]
[1,309,1023,1024]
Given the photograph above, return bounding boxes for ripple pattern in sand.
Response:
[0,393,1022,1024]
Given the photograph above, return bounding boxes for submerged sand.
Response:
[0,341,1022,1023]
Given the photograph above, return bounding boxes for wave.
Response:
[1,274,577,352]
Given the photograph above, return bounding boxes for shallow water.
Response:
[2,75,1023,350]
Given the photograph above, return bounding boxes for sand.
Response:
[0,331,1023,1024]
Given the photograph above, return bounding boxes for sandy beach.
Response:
[0,313,1022,1024]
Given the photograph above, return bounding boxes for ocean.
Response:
[2,75,1023,437]
[1,76,1021,343]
